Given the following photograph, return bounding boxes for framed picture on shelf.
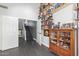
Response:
[44,29,49,36]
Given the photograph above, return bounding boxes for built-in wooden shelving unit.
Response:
[48,29,75,56]
[38,3,53,30]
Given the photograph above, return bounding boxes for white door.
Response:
[37,19,42,46]
[2,16,18,50]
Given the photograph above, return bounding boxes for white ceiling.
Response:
[0,3,40,20]
[0,3,40,8]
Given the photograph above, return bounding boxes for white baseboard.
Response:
[42,41,49,48]
[1,46,18,51]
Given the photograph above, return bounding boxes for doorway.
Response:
[18,19,26,47]
[18,19,37,47]
[26,20,37,41]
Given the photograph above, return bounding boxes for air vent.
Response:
[0,5,8,9]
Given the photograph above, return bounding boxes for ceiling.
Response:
[0,3,40,8]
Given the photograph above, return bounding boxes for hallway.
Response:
[0,38,57,56]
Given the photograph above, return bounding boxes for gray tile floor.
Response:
[0,39,57,56]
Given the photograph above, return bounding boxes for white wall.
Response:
[53,4,74,24]
[37,20,42,45]
[2,16,18,50]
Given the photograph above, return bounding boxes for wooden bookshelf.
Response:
[49,29,75,56]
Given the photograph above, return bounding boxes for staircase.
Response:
[25,26,33,42]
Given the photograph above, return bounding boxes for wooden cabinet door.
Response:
[58,47,71,56]
[49,44,57,54]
